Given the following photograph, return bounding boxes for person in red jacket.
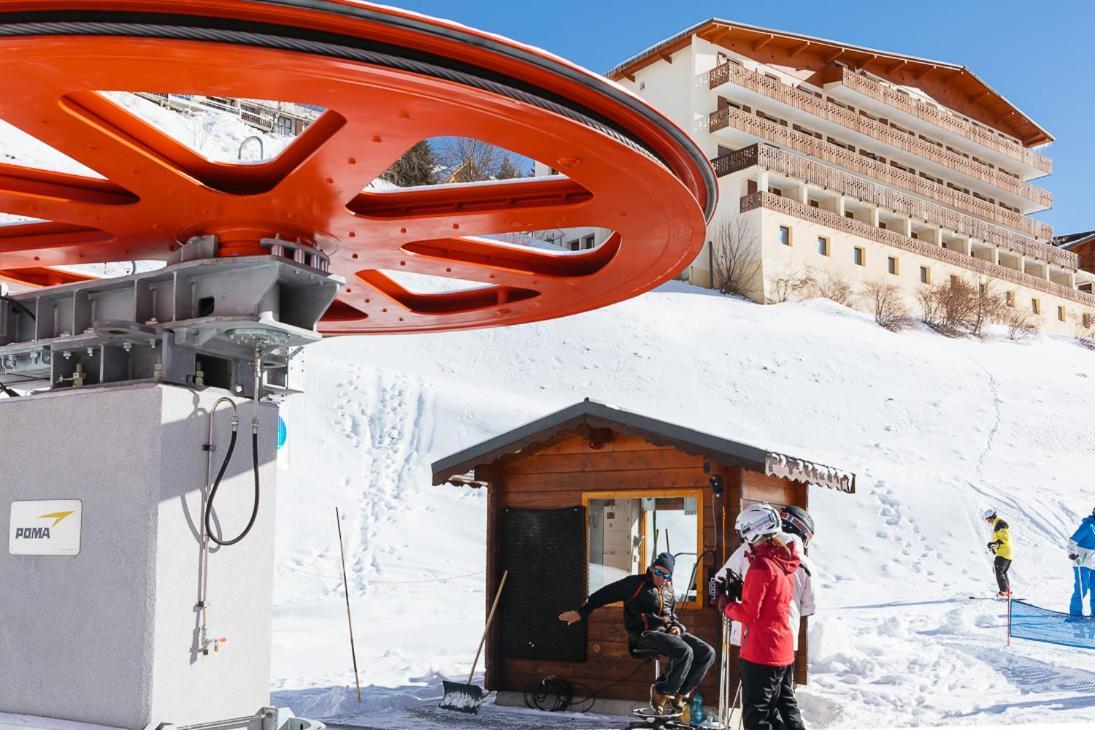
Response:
[720,504,805,730]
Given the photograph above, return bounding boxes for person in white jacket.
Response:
[715,505,815,651]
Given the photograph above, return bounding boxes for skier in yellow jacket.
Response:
[983,508,1013,597]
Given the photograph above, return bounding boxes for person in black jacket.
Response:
[559,552,715,713]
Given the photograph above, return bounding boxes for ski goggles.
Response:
[651,567,671,579]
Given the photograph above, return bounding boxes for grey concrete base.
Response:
[0,384,278,729]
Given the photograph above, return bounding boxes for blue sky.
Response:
[396,0,1094,236]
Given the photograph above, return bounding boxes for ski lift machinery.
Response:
[0,2,715,729]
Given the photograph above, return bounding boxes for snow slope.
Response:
[271,284,1095,728]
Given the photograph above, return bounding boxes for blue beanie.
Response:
[652,552,675,575]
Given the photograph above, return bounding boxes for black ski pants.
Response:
[740,659,805,730]
[634,630,715,696]
[994,556,1011,593]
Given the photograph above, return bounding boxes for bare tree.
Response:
[919,276,979,336]
[971,278,1007,338]
[439,137,502,182]
[809,271,857,308]
[863,280,913,331]
[767,267,815,304]
[495,155,522,180]
[1005,308,1039,341]
[710,217,762,298]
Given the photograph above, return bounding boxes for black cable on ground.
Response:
[523,658,651,714]
[0,381,19,397]
[204,424,261,546]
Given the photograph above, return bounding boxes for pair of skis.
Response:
[718,615,741,730]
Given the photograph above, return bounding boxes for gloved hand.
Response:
[1069,553,1079,562]
[986,542,996,554]
[717,594,732,614]
[725,575,744,602]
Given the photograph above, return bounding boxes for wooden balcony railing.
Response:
[708,62,1051,201]
[709,106,1053,228]
[838,69,1051,174]
[712,142,1069,268]
[740,192,1093,307]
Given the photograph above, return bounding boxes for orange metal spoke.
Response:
[398,235,619,280]
[0,163,136,226]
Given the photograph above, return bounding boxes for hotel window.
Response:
[887,257,899,275]
[1058,306,1066,322]
[582,234,596,250]
[1084,313,1093,329]
[770,187,783,197]
[911,232,919,240]
[778,225,791,246]
[879,222,888,230]
[1032,298,1041,315]
[566,239,580,251]
[853,247,865,266]
[920,266,931,284]
[844,211,855,220]
[585,492,703,607]
[1006,291,1015,307]
[818,236,830,256]
[808,199,820,208]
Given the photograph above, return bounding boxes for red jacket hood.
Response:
[751,540,801,576]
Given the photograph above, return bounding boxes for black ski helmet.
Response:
[780,505,815,546]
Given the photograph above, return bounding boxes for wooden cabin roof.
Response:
[432,399,855,493]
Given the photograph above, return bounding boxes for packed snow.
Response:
[270,286,1095,729]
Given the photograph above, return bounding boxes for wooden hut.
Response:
[432,399,855,714]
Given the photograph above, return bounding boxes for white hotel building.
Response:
[543,20,1095,334]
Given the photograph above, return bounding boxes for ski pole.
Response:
[335,507,362,703]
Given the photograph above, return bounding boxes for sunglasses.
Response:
[652,567,671,579]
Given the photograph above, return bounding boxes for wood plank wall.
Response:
[478,429,809,705]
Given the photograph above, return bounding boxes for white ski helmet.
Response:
[982,507,997,521]
[736,503,782,545]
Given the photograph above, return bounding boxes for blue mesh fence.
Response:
[1010,600,1095,650]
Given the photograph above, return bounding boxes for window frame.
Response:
[887,256,899,276]
[778,225,792,247]
[817,236,830,256]
[919,266,931,285]
[853,246,866,266]
[581,488,705,610]
[1032,298,1041,315]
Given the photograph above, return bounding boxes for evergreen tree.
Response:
[381,141,437,187]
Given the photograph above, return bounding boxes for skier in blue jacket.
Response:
[1067,506,1095,616]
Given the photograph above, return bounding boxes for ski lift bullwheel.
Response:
[0,1,716,334]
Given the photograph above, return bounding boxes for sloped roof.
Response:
[606,19,1051,148]
[431,399,855,493]
[1053,231,1095,250]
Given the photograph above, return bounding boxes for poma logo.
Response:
[14,510,74,540]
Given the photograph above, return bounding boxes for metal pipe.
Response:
[199,396,239,656]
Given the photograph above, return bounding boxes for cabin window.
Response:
[584,491,704,608]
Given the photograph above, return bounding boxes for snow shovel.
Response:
[440,569,509,714]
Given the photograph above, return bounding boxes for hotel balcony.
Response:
[707,62,1051,210]
[716,144,1075,271]
[709,107,1052,238]
[739,191,1092,308]
[827,68,1051,177]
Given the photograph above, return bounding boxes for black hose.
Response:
[522,659,650,713]
[0,381,19,398]
[205,424,261,546]
[1,294,35,321]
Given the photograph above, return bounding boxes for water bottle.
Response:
[690,692,706,726]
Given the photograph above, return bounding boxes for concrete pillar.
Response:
[900,218,912,237]
[959,238,972,256]
[989,247,999,265]
[869,207,880,228]
[758,170,770,194]
[1019,255,1027,274]
[796,182,809,205]
[932,228,944,247]
[1068,271,1077,288]
[836,195,846,217]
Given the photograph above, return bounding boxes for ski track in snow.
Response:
[266,290,1095,729]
